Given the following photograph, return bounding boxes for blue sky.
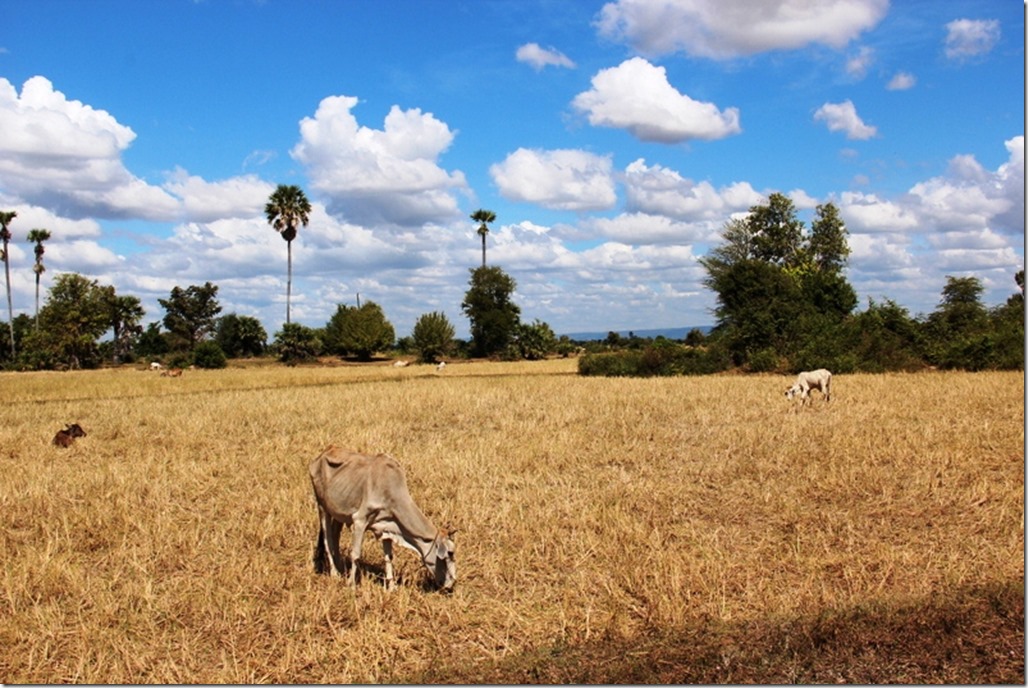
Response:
[0,0,1023,339]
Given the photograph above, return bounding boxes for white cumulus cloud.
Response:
[623,158,760,220]
[0,76,180,220]
[291,95,468,226]
[572,58,740,142]
[489,148,617,211]
[595,0,889,59]
[814,100,878,140]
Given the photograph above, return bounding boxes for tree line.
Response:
[0,190,1021,373]
[581,193,1023,376]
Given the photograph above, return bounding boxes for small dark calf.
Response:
[53,423,87,448]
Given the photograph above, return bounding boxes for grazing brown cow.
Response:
[52,423,87,447]
[309,446,456,591]
[161,367,183,378]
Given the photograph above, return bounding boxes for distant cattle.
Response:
[393,360,409,367]
[161,367,183,378]
[786,369,832,406]
[52,423,87,448]
[309,446,456,591]
[150,361,163,371]
[436,361,446,372]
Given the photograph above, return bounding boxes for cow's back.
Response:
[310,447,411,520]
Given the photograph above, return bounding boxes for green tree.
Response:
[26,227,51,329]
[135,322,170,360]
[510,319,557,360]
[808,203,851,272]
[272,322,322,365]
[27,273,114,369]
[461,265,521,358]
[159,282,222,352]
[411,311,455,364]
[324,300,395,361]
[990,270,1025,370]
[701,194,856,368]
[106,293,145,364]
[470,209,496,267]
[215,313,267,358]
[748,192,804,267]
[265,184,312,325]
[0,210,17,357]
[924,276,991,370]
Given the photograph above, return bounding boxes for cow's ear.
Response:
[436,539,449,560]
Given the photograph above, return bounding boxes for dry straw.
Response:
[0,360,1022,683]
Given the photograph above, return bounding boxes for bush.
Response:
[578,343,729,377]
[746,347,779,373]
[192,341,227,369]
[411,312,455,364]
[273,323,322,366]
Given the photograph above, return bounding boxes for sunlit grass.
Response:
[0,361,1022,682]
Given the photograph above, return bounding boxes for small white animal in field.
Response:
[785,369,832,405]
[436,361,446,372]
[393,360,409,367]
[150,361,163,370]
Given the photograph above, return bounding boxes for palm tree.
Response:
[27,228,51,329]
[0,210,16,357]
[264,185,311,325]
[470,209,496,267]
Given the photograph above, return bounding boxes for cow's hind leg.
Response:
[319,509,347,577]
[313,523,328,574]
[382,537,396,590]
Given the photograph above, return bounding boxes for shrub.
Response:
[411,312,455,364]
[273,323,322,366]
[192,341,227,369]
[746,347,779,373]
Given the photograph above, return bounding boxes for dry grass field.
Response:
[0,359,1023,683]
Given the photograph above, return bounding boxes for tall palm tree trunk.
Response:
[481,233,487,267]
[3,239,13,358]
[286,239,293,324]
[34,271,40,330]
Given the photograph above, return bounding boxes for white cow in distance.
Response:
[785,368,832,405]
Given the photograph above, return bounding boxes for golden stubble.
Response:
[0,361,1022,682]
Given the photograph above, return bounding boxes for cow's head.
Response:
[785,385,799,399]
[427,528,457,592]
[66,423,87,438]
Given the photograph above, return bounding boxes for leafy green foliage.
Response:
[323,301,395,361]
[135,322,170,360]
[24,273,115,369]
[579,342,729,377]
[701,194,857,369]
[508,319,557,360]
[192,341,228,369]
[159,282,222,352]
[272,323,322,366]
[215,314,267,358]
[462,266,521,358]
[411,311,455,363]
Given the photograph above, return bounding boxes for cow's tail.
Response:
[313,523,328,574]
